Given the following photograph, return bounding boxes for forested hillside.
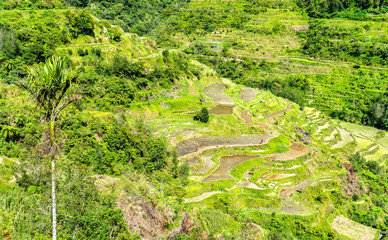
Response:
[0,0,387,239]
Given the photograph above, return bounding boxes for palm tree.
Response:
[18,56,83,240]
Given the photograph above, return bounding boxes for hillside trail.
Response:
[184,191,222,203]
[267,100,293,124]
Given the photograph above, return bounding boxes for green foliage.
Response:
[66,10,94,38]
[0,0,65,9]
[194,108,209,123]
[88,0,191,35]
[300,20,388,65]
[0,125,22,142]
[17,56,81,121]
[347,154,388,229]
[1,159,133,239]
[110,54,145,78]
[65,119,170,175]
[77,48,85,56]
[297,0,388,18]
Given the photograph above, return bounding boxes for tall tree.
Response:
[18,56,83,240]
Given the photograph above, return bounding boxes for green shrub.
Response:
[95,48,101,57]
[78,48,85,56]
[194,108,209,123]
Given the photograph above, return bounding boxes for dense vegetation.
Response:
[346,154,388,229]
[297,0,388,18]
[0,0,387,239]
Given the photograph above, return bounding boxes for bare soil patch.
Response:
[241,110,252,124]
[279,180,310,197]
[240,88,259,102]
[260,171,271,178]
[117,196,172,239]
[203,83,234,104]
[209,105,234,115]
[289,25,309,32]
[257,122,269,129]
[279,189,294,197]
[265,142,309,161]
[177,134,272,158]
[202,154,261,182]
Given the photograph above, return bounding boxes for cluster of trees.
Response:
[296,0,388,18]
[0,0,65,9]
[0,48,193,237]
[300,20,388,66]
[0,0,191,36]
[331,91,388,129]
[65,119,171,175]
[346,154,388,229]
[88,0,190,35]
[0,10,95,84]
[164,7,248,35]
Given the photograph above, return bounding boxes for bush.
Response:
[78,48,85,56]
[194,108,209,123]
[95,48,101,57]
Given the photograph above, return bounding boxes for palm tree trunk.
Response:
[50,120,57,240]
[52,156,57,240]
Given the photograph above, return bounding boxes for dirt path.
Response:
[267,100,293,124]
[265,142,309,161]
[232,181,265,190]
[185,191,222,203]
[191,154,215,174]
[177,134,272,159]
[269,174,296,179]
[272,165,301,170]
[279,206,311,215]
[202,154,261,182]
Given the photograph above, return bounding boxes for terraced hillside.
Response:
[160,0,388,128]
[124,58,387,238]
[0,3,387,239]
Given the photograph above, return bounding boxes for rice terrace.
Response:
[0,0,387,239]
